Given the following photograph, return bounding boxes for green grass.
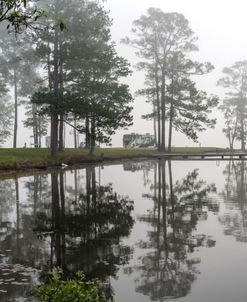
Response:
[0,147,227,171]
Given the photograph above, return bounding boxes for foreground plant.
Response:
[35,268,106,302]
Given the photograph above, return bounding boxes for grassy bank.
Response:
[0,147,226,172]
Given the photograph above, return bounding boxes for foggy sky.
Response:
[5,0,247,148]
[104,0,247,148]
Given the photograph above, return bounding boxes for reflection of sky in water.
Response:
[0,160,246,301]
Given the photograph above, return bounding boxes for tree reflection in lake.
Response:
[0,168,134,301]
[33,167,134,298]
[0,177,42,301]
[124,160,218,301]
[0,161,226,301]
[219,160,247,242]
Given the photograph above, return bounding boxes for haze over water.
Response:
[0,160,246,301]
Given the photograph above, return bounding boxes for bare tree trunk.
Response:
[153,100,157,147]
[168,79,174,153]
[229,140,233,151]
[240,108,245,151]
[51,113,59,156]
[38,115,42,147]
[228,131,234,151]
[168,106,173,153]
[51,28,59,156]
[63,123,66,148]
[32,104,38,147]
[74,115,77,148]
[58,115,64,152]
[154,61,161,149]
[13,68,18,148]
[58,37,64,153]
[85,114,90,148]
[161,67,166,151]
[48,42,53,92]
[231,117,238,151]
[90,116,96,156]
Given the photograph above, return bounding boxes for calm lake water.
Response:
[0,159,247,302]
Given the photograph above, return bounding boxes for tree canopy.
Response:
[218,61,247,151]
[124,8,218,151]
[0,0,45,32]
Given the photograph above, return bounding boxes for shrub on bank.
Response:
[35,268,106,302]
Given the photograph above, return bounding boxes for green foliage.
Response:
[31,0,133,155]
[35,268,106,302]
[166,76,218,142]
[0,0,46,33]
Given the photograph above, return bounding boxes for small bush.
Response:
[35,268,106,302]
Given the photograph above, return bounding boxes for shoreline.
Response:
[0,147,227,178]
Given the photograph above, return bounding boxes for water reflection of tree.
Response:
[219,160,247,241]
[33,167,134,293]
[10,176,51,267]
[0,168,134,301]
[125,160,218,301]
[0,178,44,301]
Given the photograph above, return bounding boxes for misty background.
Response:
[4,0,247,148]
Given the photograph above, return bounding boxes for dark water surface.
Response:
[0,159,246,301]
